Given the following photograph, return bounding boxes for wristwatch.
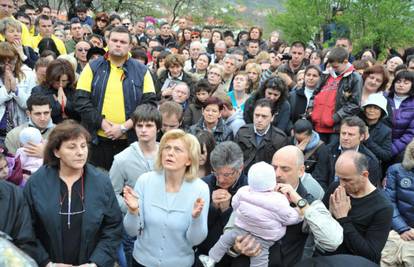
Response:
[227,246,241,258]
[120,124,128,134]
[296,198,308,209]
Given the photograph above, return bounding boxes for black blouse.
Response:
[59,177,84,265]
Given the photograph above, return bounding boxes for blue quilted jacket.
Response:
[384,163,414,233]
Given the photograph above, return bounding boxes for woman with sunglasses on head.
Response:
[24,120,123,267]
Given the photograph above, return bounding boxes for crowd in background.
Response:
[1,0,414,266]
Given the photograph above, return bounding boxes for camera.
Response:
[281,53,292,61]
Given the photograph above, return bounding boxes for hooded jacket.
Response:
[311,64,362,133]
[384,141,414,234]
[233,186,302,241]
[109,141,158,213]
[386,93,414,156]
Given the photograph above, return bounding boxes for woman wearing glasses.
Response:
[24,120,123,267]
[92,12,109,37]
[123,129,210,267]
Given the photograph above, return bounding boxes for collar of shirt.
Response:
[254,124,271,137]
[29,118,54,133]
[339,144,360,152]
[202,122,216,132]
[167,72,183,81]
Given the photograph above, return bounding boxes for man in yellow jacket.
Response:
[31,15,67,55]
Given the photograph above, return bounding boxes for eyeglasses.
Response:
[97,18,108,23]
[208,71,221,77]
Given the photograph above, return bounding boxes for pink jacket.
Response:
[232,186,302,241]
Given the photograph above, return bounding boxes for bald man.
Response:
[225,146,342,267]
[322,150,392,263]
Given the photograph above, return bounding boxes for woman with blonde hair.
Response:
[123,129,210,267]
[0,17,38,69]
[207,63,225,96]
[245,62,262,93]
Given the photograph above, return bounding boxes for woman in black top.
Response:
[24,120,122,267]
[289,64,321,124]
[31,59,80,123]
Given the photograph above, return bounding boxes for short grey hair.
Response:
[223,54,238,64]
[0,18,22,35]
[210,141,243,170]
[190,41,203,50]
[215,40,226,49]
[353,152,369,174]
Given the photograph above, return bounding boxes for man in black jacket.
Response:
[194,141,248,267]
[326,116,381,187]
[235,98,288,173]
[0,180,38,261]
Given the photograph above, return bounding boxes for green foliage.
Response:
[267,0,331,43]
[338,0,414,59]
[95,0,237,27]
[267,0,414,57]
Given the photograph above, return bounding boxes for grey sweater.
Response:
[110,141,158,213]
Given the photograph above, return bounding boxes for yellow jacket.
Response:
[31,34,67,55]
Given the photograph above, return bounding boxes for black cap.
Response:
[87,47,106,61]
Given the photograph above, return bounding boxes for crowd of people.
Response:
[1,0,414,266]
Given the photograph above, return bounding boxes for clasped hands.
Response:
[101,119,123,140]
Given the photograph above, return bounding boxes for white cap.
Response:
[19,127,42,145]
[362,93,388,116]
[248,161,276,192]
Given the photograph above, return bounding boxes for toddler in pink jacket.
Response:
[199,161,302,267]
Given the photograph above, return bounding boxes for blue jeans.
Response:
[117,242,127,267]
[120,230,136,267]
